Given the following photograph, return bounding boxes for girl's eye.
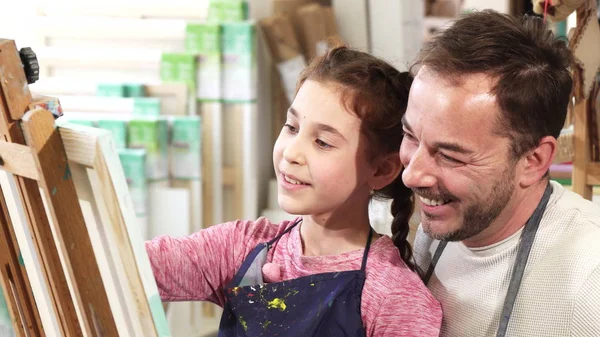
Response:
[284,123,297,133]
[403,130,415,140]
[316,139,331,149]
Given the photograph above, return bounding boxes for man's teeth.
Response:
[285,175,306,185]
[420,196,447,206]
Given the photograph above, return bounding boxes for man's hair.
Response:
[412,10,573,158]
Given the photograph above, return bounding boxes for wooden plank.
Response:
[587,162,600,186]
[0,183,45,337]
[90,126,170,337]
[60,123,170,337]
[0,41,82,336]
[21,108,118,337]
[572,98,593,199]
[0,142,39,180]
[0,40,32,120]
[0,171,59,336]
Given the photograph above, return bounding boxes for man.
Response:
[400,9,600,337]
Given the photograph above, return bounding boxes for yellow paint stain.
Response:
[310,283,315,286]
[267,298,287,311]
[231,287,240,296]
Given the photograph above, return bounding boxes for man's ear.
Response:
[519,136,557,187]
[371,153,402,190]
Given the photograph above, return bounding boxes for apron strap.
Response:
[423,240,448,284]
[360,227,374,272]
[495,182,553,337]
[266,218,302,248]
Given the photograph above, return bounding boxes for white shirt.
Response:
[414,181,600,336]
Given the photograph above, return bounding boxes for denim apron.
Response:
[424,183,553,337]
[218,219,373,337]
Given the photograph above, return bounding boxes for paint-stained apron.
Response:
[218,219,373,337]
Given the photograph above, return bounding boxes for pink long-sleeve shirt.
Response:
[145,217,442,336]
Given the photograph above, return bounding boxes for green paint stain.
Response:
[148,294,172,337]
[267,298,286,311]
[62,165,72,181]
[328,300,334,307]
[239,316,248,332]
[262,320,271,330]
[51,187,57,196]
[17,253,24,266]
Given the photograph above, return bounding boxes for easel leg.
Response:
[0,185,44,337]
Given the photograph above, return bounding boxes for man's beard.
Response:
[419,163,516,242]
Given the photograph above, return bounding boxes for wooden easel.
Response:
[0,39,120,336]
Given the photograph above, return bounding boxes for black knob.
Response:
[19,47,40,84]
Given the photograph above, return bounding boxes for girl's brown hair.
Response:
[296,46,416,271]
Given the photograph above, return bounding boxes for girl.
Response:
[146,47,442,336]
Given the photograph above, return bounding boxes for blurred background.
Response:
[0,1,595,336]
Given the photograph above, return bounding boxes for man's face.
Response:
[399,67,520,241]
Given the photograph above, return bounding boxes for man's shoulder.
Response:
[545,182,600,237]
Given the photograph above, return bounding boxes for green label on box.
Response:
[97,83,125,97]
[118,148,148,216]
[208,0,248,22]
[186,23,221,54]
[221,21,256,101]
[222,22,254,55]
[186,23,222,100]
[160,53,197,90]
[128,117,169,180]
[133,97,161,116]
[97,119,128,149]
[171,116,201,179]
[124,84,146,97]
[66,118,96,127]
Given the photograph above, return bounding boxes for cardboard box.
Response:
[297,4,329,61]
[259,14,307,104]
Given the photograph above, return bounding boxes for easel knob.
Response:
[19,47,39,84]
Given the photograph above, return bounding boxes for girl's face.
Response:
[273,80,377,218]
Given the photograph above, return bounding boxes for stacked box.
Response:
[186,23,222,101]
[97,118,128,149]
[170,116,202,179]
[160,53,197,92]
[128,117,169,181]
[133,97,161,116]
[221,21,257,101]
[118,149,148,217]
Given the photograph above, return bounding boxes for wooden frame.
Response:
[0,38,169,336]
[0,119,171,337]
[61,122,170,337]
